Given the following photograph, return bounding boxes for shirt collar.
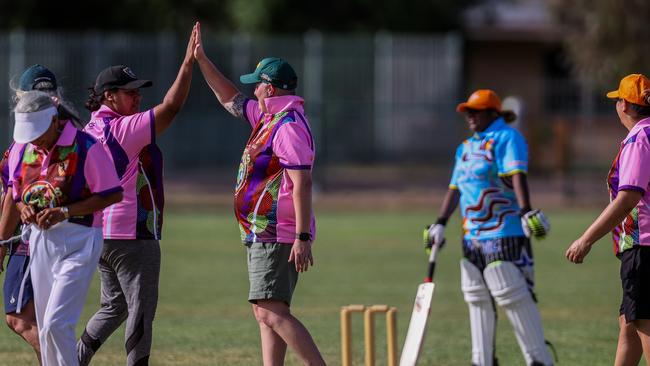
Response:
[473,117,506,138]
[55,121,77,146]
[627,117,650,140]
[91,104,122,120]
[262,95,305,115]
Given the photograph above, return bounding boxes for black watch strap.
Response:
[296,232,312,241]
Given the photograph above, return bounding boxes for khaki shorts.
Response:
[246,242,299,306]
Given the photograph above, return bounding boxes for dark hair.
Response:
[274,87,296,97]
[629,102,650,118]
[480,108,517,123]
[501,110,517,123]
[85,86,105,112]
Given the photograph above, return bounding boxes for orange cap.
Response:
[606,74,650,106]
[457,89,502,113]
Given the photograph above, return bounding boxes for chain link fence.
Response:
[0,30,622,197]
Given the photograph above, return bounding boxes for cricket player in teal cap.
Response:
[193,22,325,365]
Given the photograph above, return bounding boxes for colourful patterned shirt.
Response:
[8,121,122,228]
[607,118,650,255]
[1,143,28,255]
[236,95,316,244]
[85,105,164,240]
[449,118,528,240]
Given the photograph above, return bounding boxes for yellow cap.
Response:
[457,89,502,113]
[606,74,650,106]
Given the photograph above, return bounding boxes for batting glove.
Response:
[520,209,550,239]
[424,219,446,254]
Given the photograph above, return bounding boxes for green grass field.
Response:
[0,208,625,365]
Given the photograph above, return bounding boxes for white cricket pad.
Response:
[484,261,553,365]
[461,259,495,366]
[400,282,434,366]
[483,261,529,307]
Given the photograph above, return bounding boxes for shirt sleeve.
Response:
[449,144,463,189]
[618,136,650,194]
[0,149,11,195]
[243,98,262,128]
[110,109,154,158]
[495,129,528,176]
[84,143,124,196]
[272,120,315,169]
[8,144,25,201]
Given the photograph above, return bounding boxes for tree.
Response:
[550,0,650,88]
[228,0,475,33]
[0,0,473,33]
[0,0,232,32]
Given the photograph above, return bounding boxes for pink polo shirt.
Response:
[8,121,122,227]
[608,117,650,254]
[235,96,316,244]
[84,105,164,240]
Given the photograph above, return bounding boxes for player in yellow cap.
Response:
[427,89,554,365]
[567,73,650,365]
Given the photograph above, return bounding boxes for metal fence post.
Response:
[232,33,251,80]
[374,32,393,158]
[304,30,324,165]
[580,80,594,125]
[6,28,26,144]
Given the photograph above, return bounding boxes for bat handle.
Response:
[424,243,439,282]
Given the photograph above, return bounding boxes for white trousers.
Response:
[29,222,103,366]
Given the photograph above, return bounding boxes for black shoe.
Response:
[471,357,499,366]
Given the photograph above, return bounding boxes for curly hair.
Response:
[85,86,105,112]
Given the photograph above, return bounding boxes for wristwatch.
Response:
[296,232,312,241]
[61,206,70,219]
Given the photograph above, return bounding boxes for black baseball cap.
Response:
[94,65,152,94]
[19,64,57,91]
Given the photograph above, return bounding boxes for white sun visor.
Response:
[14,106,57,144]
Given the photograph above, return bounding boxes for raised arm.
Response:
[152,23,196,136]
[192,22,247,119]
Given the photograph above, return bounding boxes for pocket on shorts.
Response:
[247,243,268,268]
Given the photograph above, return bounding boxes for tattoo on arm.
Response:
[225,93,246,119]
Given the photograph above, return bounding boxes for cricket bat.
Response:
[399,235,441,366]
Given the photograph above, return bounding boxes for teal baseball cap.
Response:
[19,64,57,91]
[240,57,298,90]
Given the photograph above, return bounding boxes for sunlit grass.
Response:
[0,209,621,365]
